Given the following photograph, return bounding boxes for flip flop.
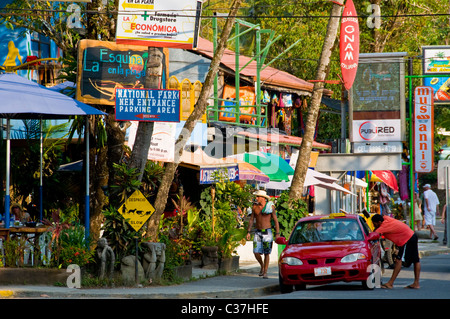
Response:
[381,284,392,289]
[405,285,420,289]
[258,271,264,276]
[263,274,269,279]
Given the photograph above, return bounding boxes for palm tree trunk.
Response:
[145,0,244,240]
[128,48,165,181]
[289,0,345,201]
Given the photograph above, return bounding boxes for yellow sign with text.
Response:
[119,190,155,232]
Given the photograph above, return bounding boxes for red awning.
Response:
[236,131,331,150]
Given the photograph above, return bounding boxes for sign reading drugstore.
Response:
[414,86,434,173]
[116,0,202,49]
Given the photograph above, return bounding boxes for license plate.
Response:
[314,267,331,276]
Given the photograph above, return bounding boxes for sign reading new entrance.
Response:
[115,88,180,122]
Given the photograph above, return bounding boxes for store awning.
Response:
[242,153,293,182]
[178,149,239,184]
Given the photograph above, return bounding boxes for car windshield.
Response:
[289,219,363,244]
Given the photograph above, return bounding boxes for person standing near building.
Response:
[423,184,440,240]
[413,192,423,231]
[246,190,280,279]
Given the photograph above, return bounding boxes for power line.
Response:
[2,6,450,20]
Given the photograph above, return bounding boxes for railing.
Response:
[168,76,206,123]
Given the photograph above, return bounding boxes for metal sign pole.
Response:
[135,234,139,285]
[446,166,450,248]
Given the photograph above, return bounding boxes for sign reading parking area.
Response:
[115,88,180,122]
[119,190,155,231]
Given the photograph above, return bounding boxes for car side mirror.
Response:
[275,237,288,245]
[367,232,380,241]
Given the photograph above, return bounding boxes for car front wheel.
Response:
[279,273,294,293]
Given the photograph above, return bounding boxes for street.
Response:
[262,253,450,299]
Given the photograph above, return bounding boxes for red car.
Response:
[276,213,381,293]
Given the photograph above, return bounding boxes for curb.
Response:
[1,248,448,299]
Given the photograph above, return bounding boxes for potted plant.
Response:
[198,180,253,272]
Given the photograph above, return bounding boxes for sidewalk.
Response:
[1,225,448,299]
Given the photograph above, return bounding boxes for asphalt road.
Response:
[262,253,450,299]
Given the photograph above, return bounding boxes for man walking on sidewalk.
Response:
[246,190,280,279]
[423,184,440,240]
[372,214,421,289]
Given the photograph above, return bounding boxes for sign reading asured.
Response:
[414,86,434,173]
[115,88,180,122]
[118,190,155,232]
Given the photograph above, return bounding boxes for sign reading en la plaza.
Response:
[115,88,180,122]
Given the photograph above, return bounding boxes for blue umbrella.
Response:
[0,73,102,118]
[0,73,105,241]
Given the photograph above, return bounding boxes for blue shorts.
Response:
[253,229,273,255]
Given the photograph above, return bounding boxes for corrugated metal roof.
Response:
[193,37,332,95]
[236,130,331,150]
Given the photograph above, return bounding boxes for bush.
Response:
[275,191,308,239]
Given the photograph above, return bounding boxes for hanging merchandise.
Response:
[262,90,270,103]
[280,93,293,107]
[271,93,279,107]
[398,165,409,201]
[379,183,392,216]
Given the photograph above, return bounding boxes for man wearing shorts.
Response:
[423,184,440,240]
[246,190,280,279]
[372,214,421,289]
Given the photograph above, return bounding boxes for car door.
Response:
[359,216,381,264]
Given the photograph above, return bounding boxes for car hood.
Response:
[282,241,366,259]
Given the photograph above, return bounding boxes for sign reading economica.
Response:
[119,190,155,232]
[116,0,202,49]
[115,88,180,122]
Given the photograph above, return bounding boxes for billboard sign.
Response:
[116,0,202,49]
[115,88,180,122]
[414,86,434,173]
[422,46,450,104]
[349,52,407,146]
[76,40,169,105]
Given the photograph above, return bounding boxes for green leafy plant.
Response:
[3,237,27,267]
[275,190,308,239]
[109,163,142,206]
[198,181,253,258]
[101,205,143,264]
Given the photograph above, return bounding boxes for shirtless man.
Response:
[246,190,280,279]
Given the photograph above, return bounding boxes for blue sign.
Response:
[115,88,180,122]
[199,165,239,184]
